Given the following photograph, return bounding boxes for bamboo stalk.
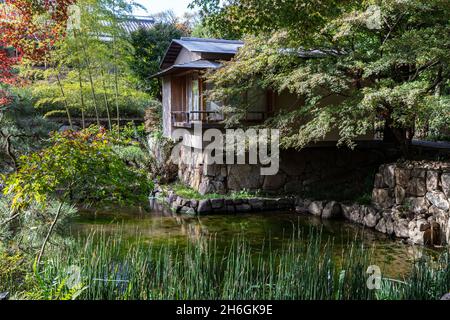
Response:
[79,35,101,127]
[100,70,112,130]
[56,73,73,129]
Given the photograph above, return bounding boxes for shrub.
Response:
[3,126,153,209]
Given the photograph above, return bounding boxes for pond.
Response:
[70,199,438,279]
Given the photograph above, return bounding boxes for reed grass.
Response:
[26,230,449,300]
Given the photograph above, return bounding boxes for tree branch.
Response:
[36,201,64,267]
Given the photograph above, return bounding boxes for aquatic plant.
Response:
[24,231,450,300]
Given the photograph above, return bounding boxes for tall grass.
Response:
[19,231,450,300]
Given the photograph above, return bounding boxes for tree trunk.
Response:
[383,116,412,156]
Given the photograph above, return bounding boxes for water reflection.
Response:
[70,199,440,278]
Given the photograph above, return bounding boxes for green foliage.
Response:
[2,126,152,209]
[0,195,77,251]
[192,0,353,39]
[0,87,57,170]
[201,0,450,150]
[0,251,29,294]
[22,0,157,125]
[129,23,187,97]
[167,183,260,200]
[31,70,152,118]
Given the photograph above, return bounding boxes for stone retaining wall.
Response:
[178,144,395,195]
[370,161,450,245]
[296,161,450,246]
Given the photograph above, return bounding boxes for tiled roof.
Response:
[173,37,244,54]
[161,37,243,68]
[119,16,155,33]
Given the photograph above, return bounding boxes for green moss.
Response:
[165,183,261,200]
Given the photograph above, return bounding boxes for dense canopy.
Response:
[195,0,450,150]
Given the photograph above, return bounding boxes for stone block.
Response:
[441,173,450,197]
[426,170,439,192]
[308,201,325,217]
[321,201,342,219]
[426,191,449,211]
[197,200,212,214]
[372,188,393,209]
[210,198,224,209]
[406,177,427,197]
[395,167,410,187]
[394,186,406,204]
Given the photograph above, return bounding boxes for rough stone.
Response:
[373,173,386,188]
[197,200,212,214]
[393,219,409,238]
[411,168,427,178]
[362,206,380,228]
[372,188,393,209]
[447,219,450,244]
[227,165,261,191]
[263,174,287,191]
[426,170,439,192]
[442,173,450,197]
[376,214,394,236]
[341,204,363,224]
[167,192,176,204]
[210,198,224,209]
[211,181,227,194]
[308,201,325,217]
[425,191,449,211]
[198,179,216,195]
[405,197,429,214]
[395,167,410,187]
[248,198,264,211]
[295,198,312,214]
[179,206,195,215]
[321,201,342,219]
[190,200,198,209]
[441,293,450,300]
[394,186,406,204]
[406,177,427,197]
[277,198,294,210]
[171,203,182,213]
[382,164,396,188]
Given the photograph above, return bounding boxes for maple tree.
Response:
[0,0,76,62]
[0,0,75,107]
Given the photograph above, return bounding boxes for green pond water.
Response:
[70,199,439,278]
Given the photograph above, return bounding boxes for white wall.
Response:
[162,76,172,138]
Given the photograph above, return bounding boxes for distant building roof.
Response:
[119,16,155,34]
[154,59,222,77]
[161,37,244,68]
[99,16,155,41]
